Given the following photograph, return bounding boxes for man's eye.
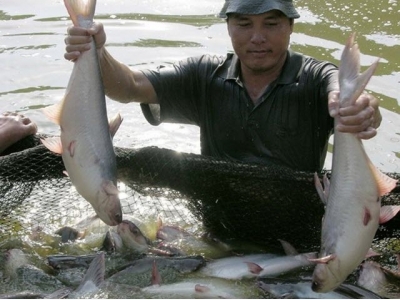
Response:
[238,22,250,27]
[265,22,278,26]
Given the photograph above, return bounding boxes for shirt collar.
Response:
[221,50,304,85]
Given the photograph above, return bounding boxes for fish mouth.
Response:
[95,207,123,226]
[311,264,341,293]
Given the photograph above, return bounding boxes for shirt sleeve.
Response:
[140,56,208,126]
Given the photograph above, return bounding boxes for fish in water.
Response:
[102,228,124,253]
[140,259,257,299]
[42,0,123,226]
[201,240,316,280]
[311,33,398,292]
[257,278,382,299]
[107,255,206,287]
[357,259,400,298]
[67,252,105,298]
[117,220,151,253]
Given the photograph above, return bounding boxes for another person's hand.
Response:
[328,91,381,140]
[0,112,38,153]
[64,22,106,62]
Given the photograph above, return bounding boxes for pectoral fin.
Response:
[369,162,398,196]
[41,136,63,154]
[195,284,211,293]
[314,173,329,205]
[109,113,123,138]
[42,101,63,125]
[379,205,400,224]
[245,262,263,275]
[151,260,162,286]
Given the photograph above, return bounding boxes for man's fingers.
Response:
[64,51,80,62]
[356,127,377,140]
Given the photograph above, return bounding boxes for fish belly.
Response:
[60,44,117,204]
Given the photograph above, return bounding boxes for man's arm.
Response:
[64,23,158,104]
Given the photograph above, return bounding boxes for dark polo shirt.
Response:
[141,50,338,172]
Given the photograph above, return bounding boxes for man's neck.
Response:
[240,54,287,104]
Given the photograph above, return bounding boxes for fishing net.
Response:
[1,134,399,251]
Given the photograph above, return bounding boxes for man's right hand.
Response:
[64,22,106,62]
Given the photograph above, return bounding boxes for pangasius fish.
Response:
[117,220,151,253]
[357,257,400,298]
[257,278,382,299]
[201,240,316,280]
[42,0,123,226]
[311,33,398,292]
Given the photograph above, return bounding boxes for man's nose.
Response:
[250,31,266,44]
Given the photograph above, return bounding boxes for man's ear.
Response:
[289,19,294,34]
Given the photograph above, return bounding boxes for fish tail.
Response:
[339,33,380,106]
[64,0,96,27]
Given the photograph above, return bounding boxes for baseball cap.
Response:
[219,0,300,19]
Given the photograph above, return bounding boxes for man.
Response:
[0,112,37,154]
[64,0,381,172]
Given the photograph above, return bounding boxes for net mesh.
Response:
[1,134,399,251]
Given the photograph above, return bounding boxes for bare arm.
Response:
[64,23,158,104]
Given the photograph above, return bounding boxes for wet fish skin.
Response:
[107,255,206,287]
[47,254,97,269]
[357,260,400,298]
[311,33,398,292]
[42,0,123,226]
[257,278,382,299]
[117,220,151,253]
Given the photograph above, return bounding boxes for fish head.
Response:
[311,260,342,293]
[117,220,150,252]
[93,180,123,226]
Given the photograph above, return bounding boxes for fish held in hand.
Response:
[311,33,398,293]
[42,0,123,226]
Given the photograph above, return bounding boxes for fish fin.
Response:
[64,0,96,27]
[44,287,73,299]
[314,173,329,205]
[379,205,400,224]
[339,33,380,106]
[195,284,211,293]
[151,260,162,286]
[365,248,380,258]
[309,254,336,264]
[369,163,398,196]
[245,262,263,275]
[75,252,105,293]
[42,102,63,125]
[278,239,298,256]
[109,113,123,139]
[102,180,119,196]
[41,137,63,154]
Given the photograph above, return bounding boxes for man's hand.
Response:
[64,22,106,62]
[0,112,38,153]
[328,91,382,140]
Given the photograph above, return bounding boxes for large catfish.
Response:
[43,0,123,226]
[311,33,398,292]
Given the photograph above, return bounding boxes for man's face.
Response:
[227,10,293,75]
